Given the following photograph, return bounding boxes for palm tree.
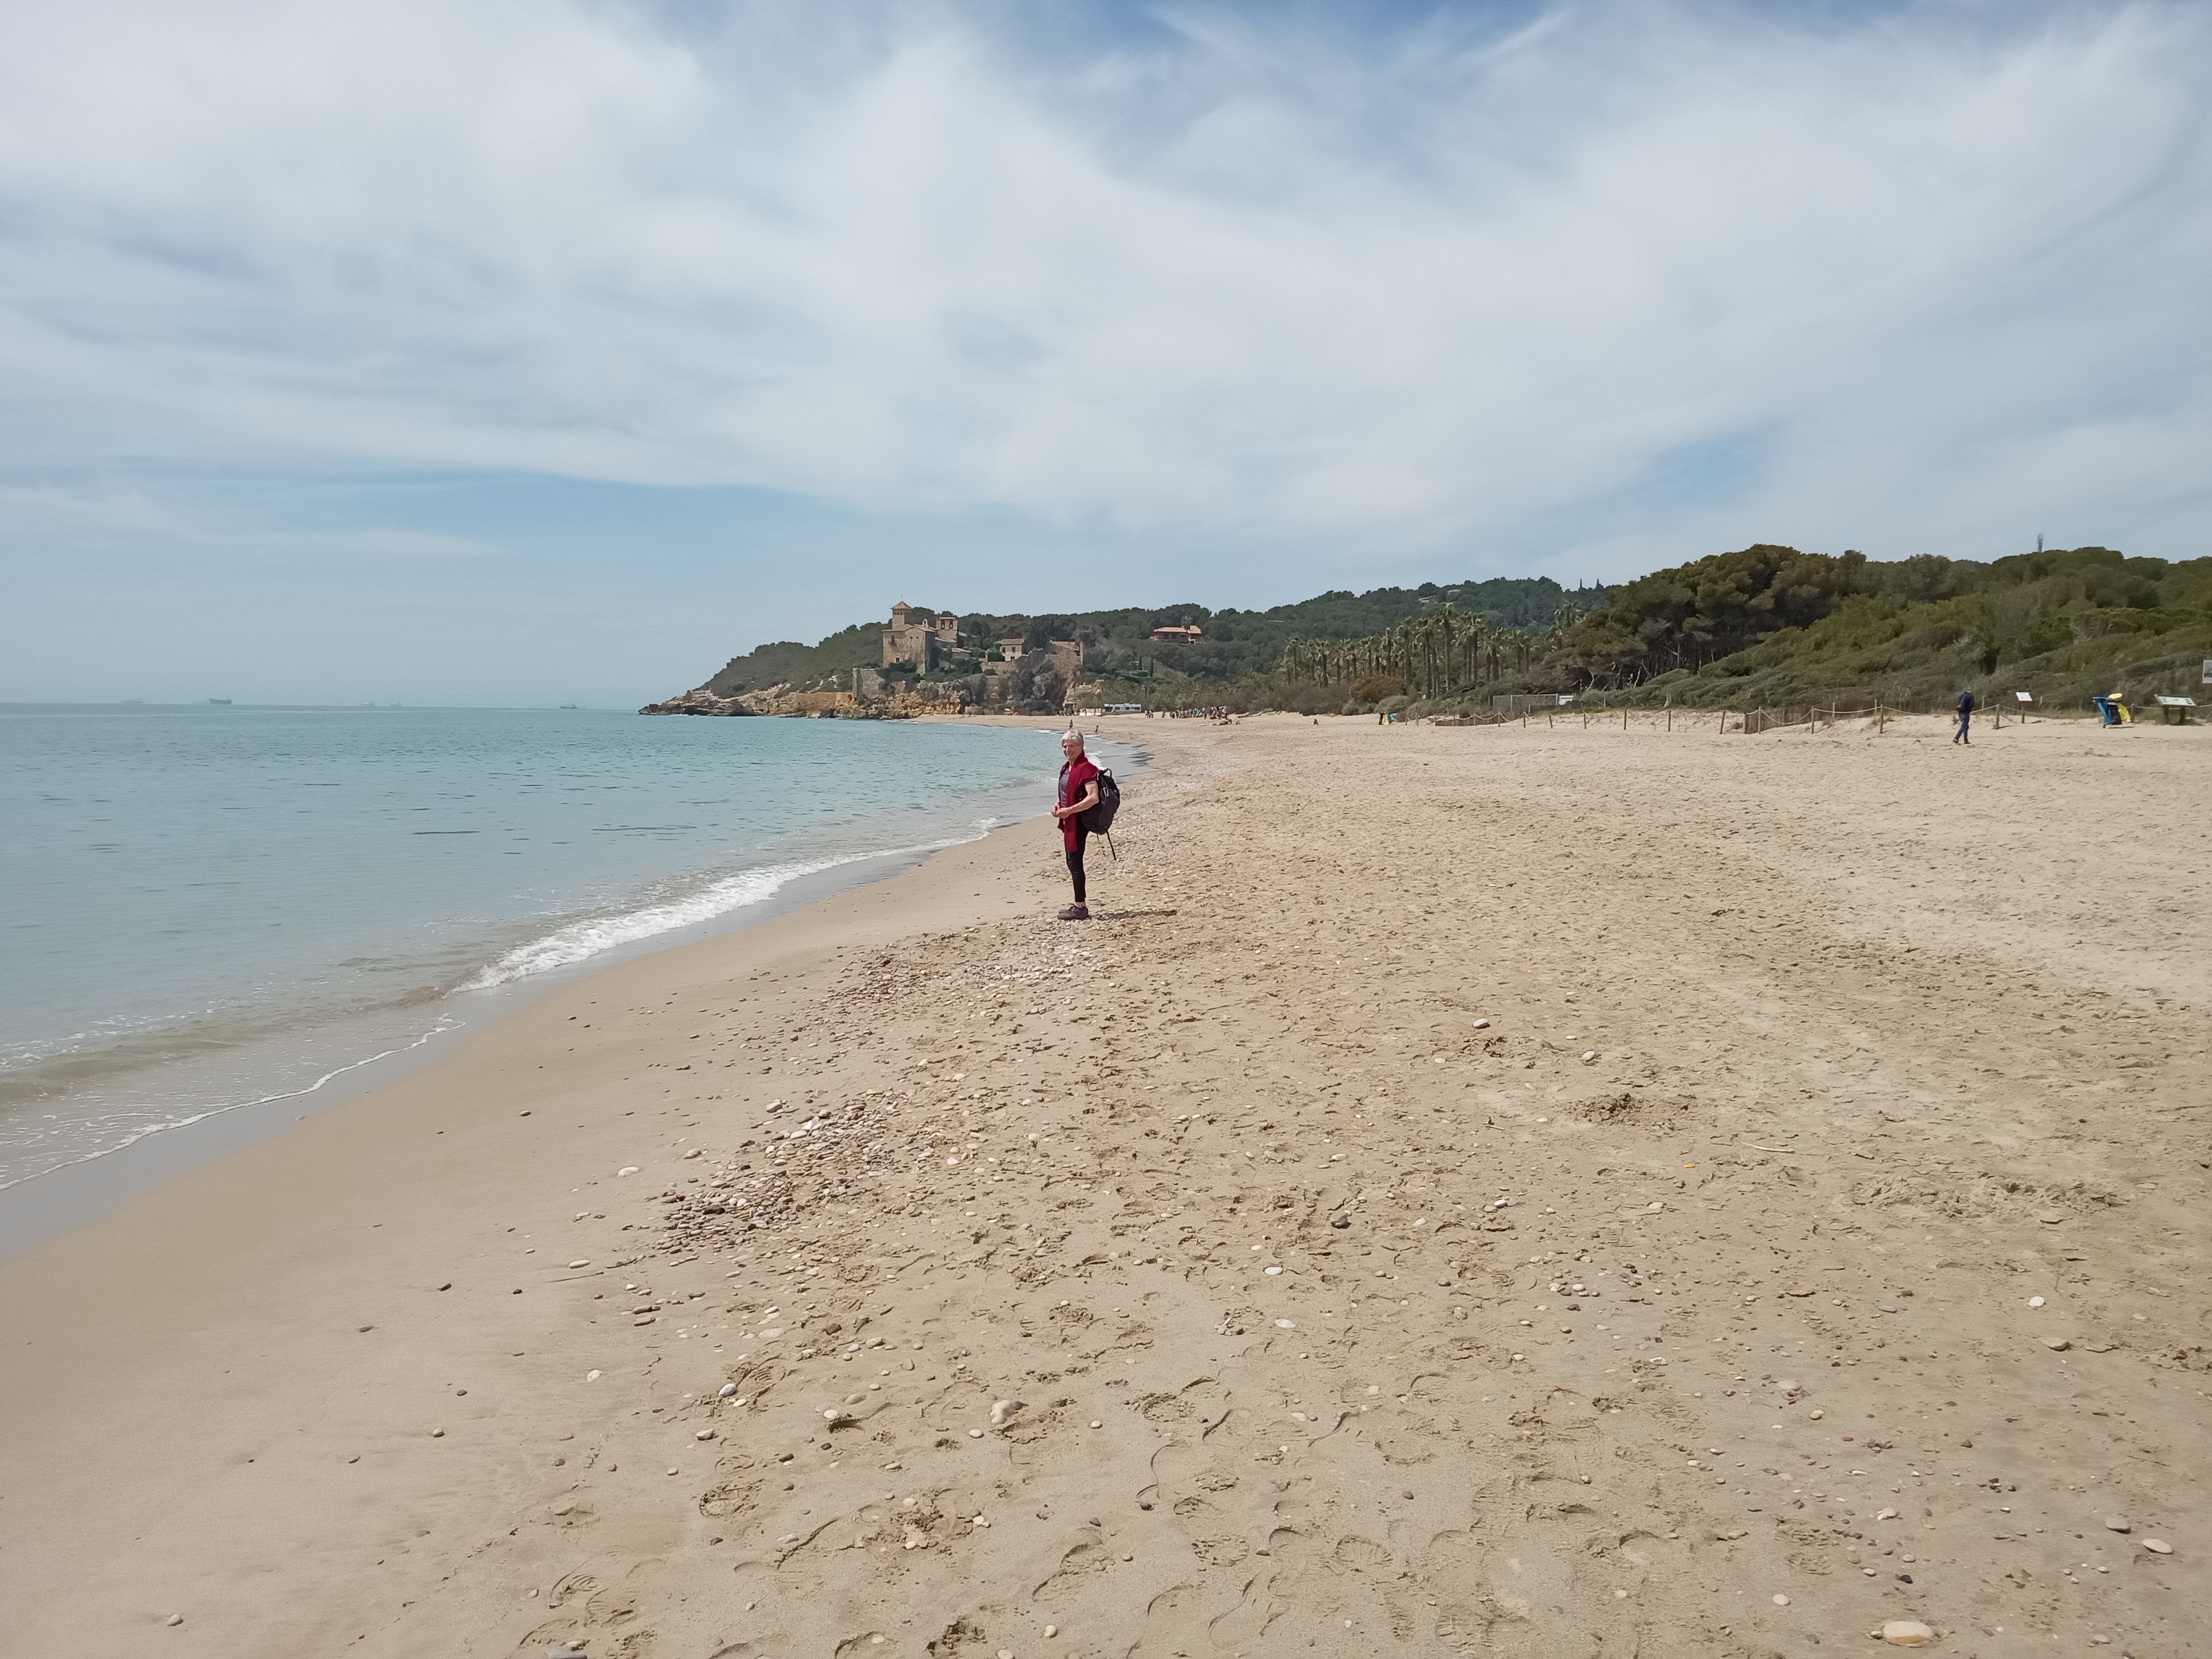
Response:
[1548,598,1581,650]
[1279,604,1497,698]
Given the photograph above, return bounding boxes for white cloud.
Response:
[0,0,2206,561]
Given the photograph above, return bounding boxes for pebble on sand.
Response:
[1581,1051,1598,1063]
[1771,1594,1789,1606]
[2105,1515,2131,1532]
[2028,1296,2045,1308]
[2042,1337,2072,1351]
[1877,1621,1935,1646]
[719,1382,738,1397]
[2142,1539,2172,1554]
[968,1428,985,1438]
[166,1614,183,1626]
[1329,1212,1351,1228]
[568,1259,590,1269]
[696,1428,716,1440]
[1473,1019,1491,1029]
[990,1399,1023,1428]
[617,1166,640,1176]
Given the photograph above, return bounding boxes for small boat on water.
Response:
[559,703,579,709]
[207,698,232,705]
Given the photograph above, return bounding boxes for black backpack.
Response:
[1079,768,1121,835]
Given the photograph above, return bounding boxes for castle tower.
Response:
[882,601,939,669]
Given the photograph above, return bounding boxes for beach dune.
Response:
[3,713,2205,1658]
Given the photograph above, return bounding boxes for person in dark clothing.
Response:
[1953,690,1975,745]
[1052,729,1101,920]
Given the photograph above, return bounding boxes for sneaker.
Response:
[1057,903,1091,921]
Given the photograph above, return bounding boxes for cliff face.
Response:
[639,685,909,718]
[638,686,755,716]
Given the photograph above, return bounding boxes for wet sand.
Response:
[2,711,2205,1658]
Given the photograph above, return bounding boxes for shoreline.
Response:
[0,834,1013,1259]
[3,713,2203,1658]
[0,717,1143,1256]
[0,772,1111,1654]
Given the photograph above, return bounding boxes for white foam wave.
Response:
[0,1013,460,1191]
[462,828,993,991]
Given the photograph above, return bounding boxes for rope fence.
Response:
[1435,702,2066,733]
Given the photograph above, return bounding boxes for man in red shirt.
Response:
[1051,729,1102,920]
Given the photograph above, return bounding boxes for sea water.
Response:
[0,705,1094,1191]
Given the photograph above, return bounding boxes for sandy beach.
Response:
[3,710,2206,1659]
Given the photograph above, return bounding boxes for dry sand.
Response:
[2,711,2207,1659]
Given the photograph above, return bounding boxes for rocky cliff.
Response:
[638,686,756,716]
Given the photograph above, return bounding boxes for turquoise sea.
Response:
[0,706,1096,1192]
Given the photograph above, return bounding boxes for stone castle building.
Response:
[882,602,959,670]
[872,602,1084,707]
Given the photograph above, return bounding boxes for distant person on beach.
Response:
[1953,689,1975,745]
[1052,729,1101,921]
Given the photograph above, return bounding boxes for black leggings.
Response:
[1066,831,1087,903]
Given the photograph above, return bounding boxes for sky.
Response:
[1,0,2207,705]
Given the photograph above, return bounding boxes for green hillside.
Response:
[1559,545,2212,710]
[678,546,2209,715]
[698,577,1601,694]
[703,622,901,697]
